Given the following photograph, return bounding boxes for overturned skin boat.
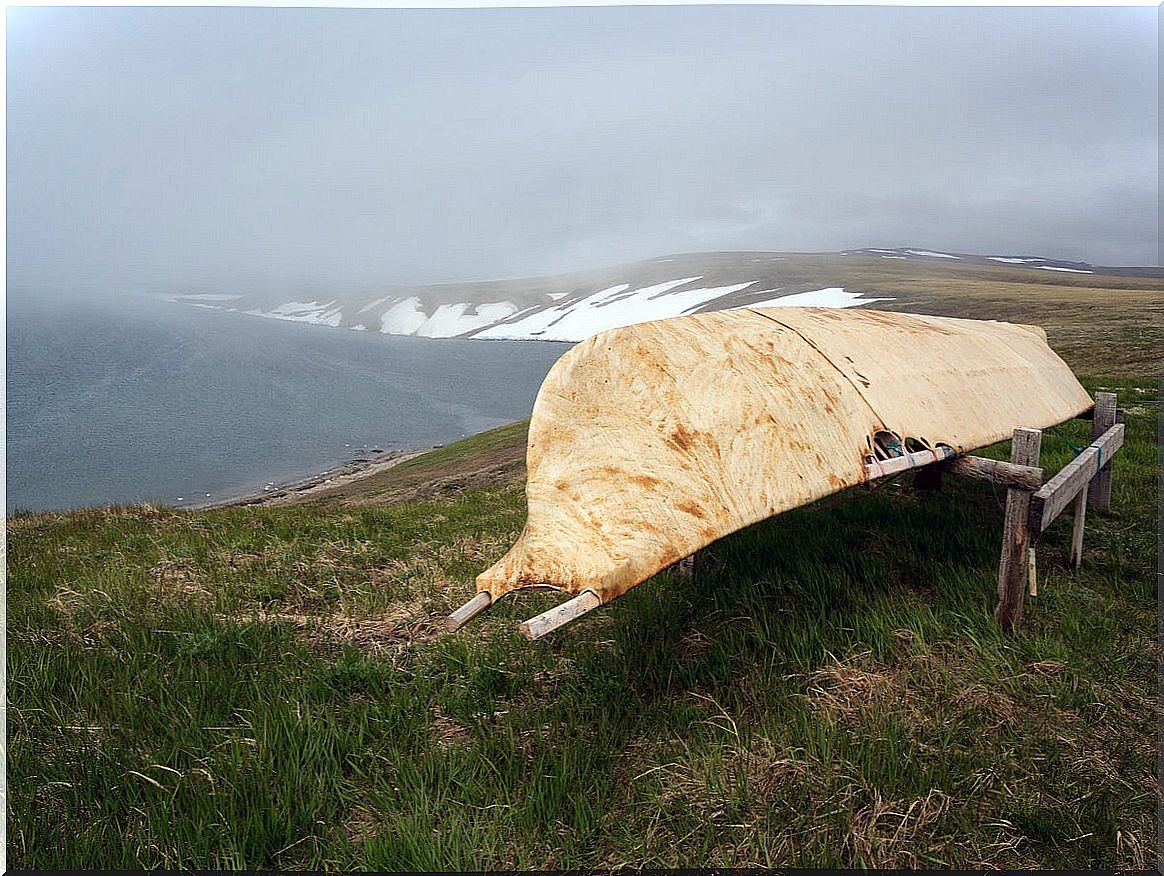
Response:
[448,307,1093,638]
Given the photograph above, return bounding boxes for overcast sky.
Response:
[5,5,1158,296]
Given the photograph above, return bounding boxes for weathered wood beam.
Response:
[995,428,1042,632]
[945,455,1044,491]
[519,591,601,640]
[865,445,956,479]
[445,591,492,632]
[1088,392,1117,512]
[1028,422,1124,533]
[1069,483,1088,569]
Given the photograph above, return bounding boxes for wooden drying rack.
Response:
[447,392,1123,639]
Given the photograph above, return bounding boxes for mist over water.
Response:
[6,294,569,512]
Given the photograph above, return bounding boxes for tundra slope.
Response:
[168,248,1163,344]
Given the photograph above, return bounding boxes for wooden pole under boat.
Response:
[519,591,601,640]
[446,591,492,632]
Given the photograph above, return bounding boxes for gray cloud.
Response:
[5,4,1158,297]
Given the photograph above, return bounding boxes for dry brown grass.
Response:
[843,787,953,868]
[147,558,212,606]
[804,651,918,726]
[225,604,441,655]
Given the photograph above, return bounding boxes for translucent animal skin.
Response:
[475,307,1092,605]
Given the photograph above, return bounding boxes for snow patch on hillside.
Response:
[905,249,961,259]
[245,300,344,327]
[1039,266,1093,274]
[474,277,759,341]
[379,298,519,337]
[472,281,889,342]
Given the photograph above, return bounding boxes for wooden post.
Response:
[994,427,1042,632]
[1088,392,1117,512]
[1069,483,1088,569]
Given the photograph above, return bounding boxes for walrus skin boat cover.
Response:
[475,307,1092,605]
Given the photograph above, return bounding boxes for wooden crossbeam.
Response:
[1028,423,1124,534]
[946,455,1044,491]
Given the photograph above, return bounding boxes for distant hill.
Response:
[168,248,1163,343]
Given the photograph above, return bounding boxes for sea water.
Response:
[6,292,570,512]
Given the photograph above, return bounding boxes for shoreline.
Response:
[192,446,435,510]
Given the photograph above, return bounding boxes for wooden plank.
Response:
[1069,483,1088,569]
[994,427,1042,632]
[519,591,601,640]
[865,445,956,479]
[1088,392,1117,512]
[946,455,1044,491]
[445,591,492,632]
[1028,423,1124,533]
[1027,547,1038,597]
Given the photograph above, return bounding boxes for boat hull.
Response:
[475,307,1092,604]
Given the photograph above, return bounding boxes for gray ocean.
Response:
[6,292,570,512]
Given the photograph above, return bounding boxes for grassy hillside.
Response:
[7,281,1160,868]
[189,251,1163,371]
[703,254,1162,379]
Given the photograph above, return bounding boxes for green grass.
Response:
[7,374,1157,869]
